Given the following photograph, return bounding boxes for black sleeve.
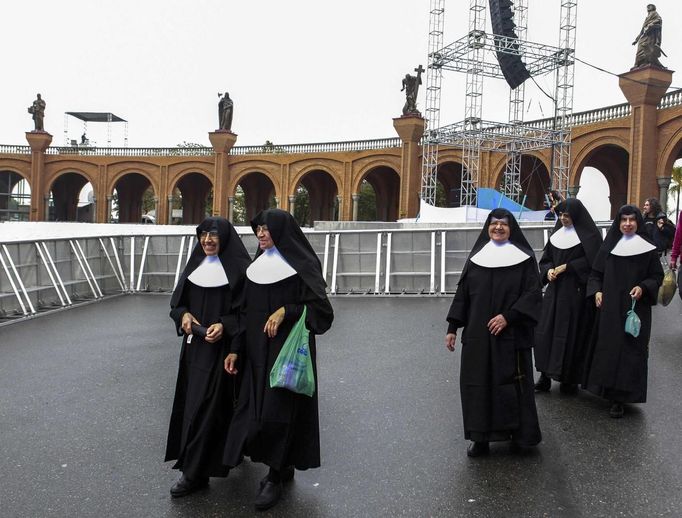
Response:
[446,277,469,332]
[284,280,334,336]
[501,260,542,326]
[169,286,188,337]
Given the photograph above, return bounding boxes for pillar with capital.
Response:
[25,131,52,221]
[657,176,672,213]
[393,115,426,219]
[288,194,296,215]
[227,196,235,222]
[568,185,580,198]
[619,66,673,206]
[208,130,238,218]
[351,193,360,221]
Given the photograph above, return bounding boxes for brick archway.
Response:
[112,172,156,224]
[0,169,31,221]
[48,171,94,222]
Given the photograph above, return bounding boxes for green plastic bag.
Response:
[269,307,315,397]
[624,298,641,338]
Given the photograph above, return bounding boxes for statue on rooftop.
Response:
[218,91,234,131]
[401,65,424,116]
[632,4,666,68]
[28,93,46,132]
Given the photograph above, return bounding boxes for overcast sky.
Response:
[3,1,681,219]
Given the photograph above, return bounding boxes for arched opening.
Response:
[234,172,276,224]
[577,168,611,221]
[436,161,463,207]
[112,173,156,223]
[171,173,213,225]
[293,170,339,226]
[356,166,400,221]
[48,172,94,222]
[0,171,31,222]
[519,155,550,210]
[577,144,629,219]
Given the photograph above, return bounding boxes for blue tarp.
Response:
[476,188,527,211]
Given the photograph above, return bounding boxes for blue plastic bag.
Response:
[624,298,641,338]
[269,307,315,397]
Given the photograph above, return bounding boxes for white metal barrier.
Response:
[1,224,577,323]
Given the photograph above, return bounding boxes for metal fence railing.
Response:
[1,224,581,324]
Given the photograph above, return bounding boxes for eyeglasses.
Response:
[255,225,269,234]
[199,231,219,240]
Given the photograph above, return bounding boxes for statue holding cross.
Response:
[401,65,424,116]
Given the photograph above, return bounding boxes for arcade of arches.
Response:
[2,67,682,225]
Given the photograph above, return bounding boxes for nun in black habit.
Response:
[583,205,663,418]
[223,208,333,511]
[445,208,542,457]
[534,198,602,393]
[165,217,251,497]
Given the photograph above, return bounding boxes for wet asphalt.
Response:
[0,294,681,518]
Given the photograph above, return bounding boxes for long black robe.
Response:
[447,258,542,446]
[224,274,333,471]
[534,243,595,383]
[583,249,663,403]
[165,281,242,478]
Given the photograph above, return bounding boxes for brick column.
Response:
[393,115,425,219]
[618,66,673,206]
[25,131,52,221]
[208,130,238,218]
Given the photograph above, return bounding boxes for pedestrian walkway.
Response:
[1,295,680,517]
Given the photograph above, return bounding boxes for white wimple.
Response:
[247,247,296,284]
[187,255,229,287]
[470,240,529,268]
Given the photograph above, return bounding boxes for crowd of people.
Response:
[162,197,681,509]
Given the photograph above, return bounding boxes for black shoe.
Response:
[170,474,209,498]
[259,465,295,489]
[559,383,578,394]
[534,374,551,392]
[255,480,283,511]
[467,441,490,458]
[609,402,624,418]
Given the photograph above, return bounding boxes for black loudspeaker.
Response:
[489,0,530,90]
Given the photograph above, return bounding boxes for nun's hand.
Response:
[547,268,557,282]
[264,307,285,338]
[224,353,238,374]
[487,314,508,335]
[445,332,457,352]
[630,286,643,301]
[181,312,200,335]
[595,292,603,308]
[205,322,224,343]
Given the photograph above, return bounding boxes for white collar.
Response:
[187,255,229,288]
[246,246,297,284]
[611,234,656,257]
[470,240,530,268]
[549,225,581,249]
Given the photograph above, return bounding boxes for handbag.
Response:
[658,258,677,306]
[624,298,641,338]
[269,306,315,397]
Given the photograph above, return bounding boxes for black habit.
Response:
[165,217,251,479]
[447,209,542,447]
[583,205,663,403]
[224,209,334,471]
[534,198,602,384]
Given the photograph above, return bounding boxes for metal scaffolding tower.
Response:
[420,0,577,209]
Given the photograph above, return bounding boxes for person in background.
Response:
[652,212,676,256]
[165,217,251,497]
[641,197,663,239]
[445,208,542,457]
[583,205,663,418]
[669,212,682,271]
[544,190,564,221]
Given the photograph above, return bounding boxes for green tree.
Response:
[668,165,682,219]
[294,185,311,226]
[357,180,377,221]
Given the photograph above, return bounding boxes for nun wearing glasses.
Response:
[445,208,543,457]
[165,217,251,497]
[224,208,334,512]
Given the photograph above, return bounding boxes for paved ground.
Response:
[1,294,681,518]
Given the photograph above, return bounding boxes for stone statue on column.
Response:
[632,4,666,68]
[218,91,234,131]
[401,65,424,116]
[28,93,46,132]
